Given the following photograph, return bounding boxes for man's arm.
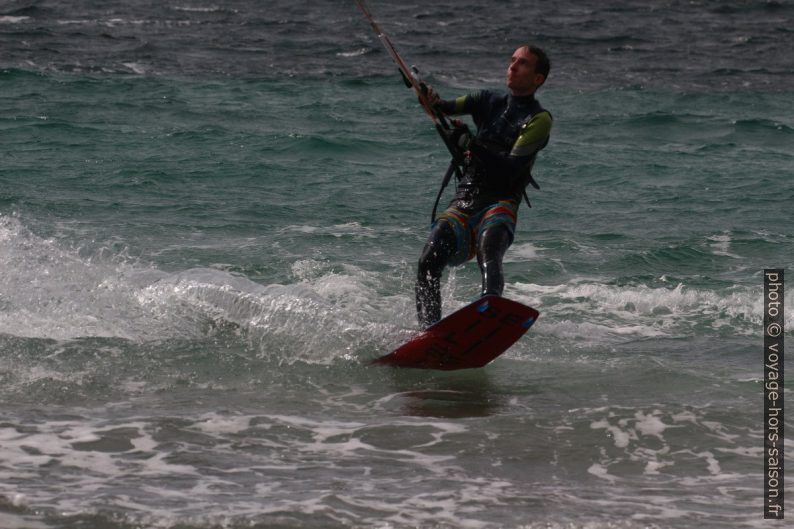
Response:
[435,95,469,116]
[510,111,552,157]
[429,90,485,117]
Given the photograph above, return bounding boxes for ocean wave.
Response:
[732,117,794,134]
[0,215,409,362]
[2,213,788,360]
[509,278,785,343]
[0,398,780,529]
[0,16,30,24]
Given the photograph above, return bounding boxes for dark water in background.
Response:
[2,0,793,88]
[1,1,793,528]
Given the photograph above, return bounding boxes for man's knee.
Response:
[477,224,512,261]
[477,225,512,297]
[418,221,456,279]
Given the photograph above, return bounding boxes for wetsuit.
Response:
[416,90,552,327]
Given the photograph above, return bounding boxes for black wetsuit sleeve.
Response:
[435,99,458,115]
[434,92,484,117]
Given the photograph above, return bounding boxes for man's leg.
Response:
[476,224,512,297]
[416,221,457,328]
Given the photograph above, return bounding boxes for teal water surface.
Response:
[1,68,791,528]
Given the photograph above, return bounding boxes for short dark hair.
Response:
[526,45,550,80]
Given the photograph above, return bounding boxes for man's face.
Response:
[506,47,545,96]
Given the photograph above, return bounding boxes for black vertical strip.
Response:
[764,269,784,519]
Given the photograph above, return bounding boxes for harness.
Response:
[431,98,550,223]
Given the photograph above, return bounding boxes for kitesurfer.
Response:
[416,45,553,328]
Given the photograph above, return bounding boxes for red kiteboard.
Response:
[372,295,539,370]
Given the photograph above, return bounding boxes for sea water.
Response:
[1,1,792,528]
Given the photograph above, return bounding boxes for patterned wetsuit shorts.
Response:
[434,199,519,266]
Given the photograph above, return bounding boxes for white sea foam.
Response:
[0,216,405,362]
[509,278,788,342]
[172,5,224,13]
[0,512,49,529]
[192,413,252,435]
[5,214,788,357]
[0,411,486,527]
[0,16,30,24]
[122,62,146,74]
[707,233,741,258]
[337,48,370,58]
[587,462,618,482]
[503,242,541,262]
[279,221,377,238]
[1,401,784,529]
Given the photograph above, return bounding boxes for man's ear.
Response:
[534,73,546,86]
